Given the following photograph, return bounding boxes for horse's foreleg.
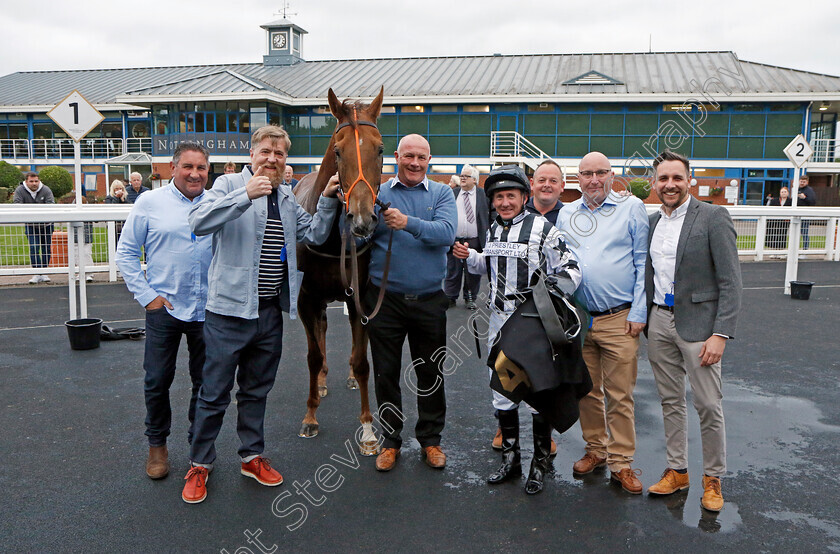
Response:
[345,299,359,390]
[299,296,327,438]
[348,307,378,456]
[317,310,329,398]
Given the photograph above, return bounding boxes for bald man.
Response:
[365,134,457,473]
[556,151,649,495]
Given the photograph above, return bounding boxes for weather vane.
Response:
[275,1,297,19]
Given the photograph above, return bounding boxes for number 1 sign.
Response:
[47,90,104,142]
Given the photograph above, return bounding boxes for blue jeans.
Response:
[189,301,284,464]
[25,223,53,269]
[143,308,205,447]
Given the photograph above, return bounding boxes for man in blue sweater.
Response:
[365,134,458,472]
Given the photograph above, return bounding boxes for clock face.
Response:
[272,32,287,49]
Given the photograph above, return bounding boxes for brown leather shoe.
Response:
[550,438,557,458]
[610,467,643,494]
[492,427,503,450]
[146,445,169,479]
[701,475,724,512]
[375,448,400,472]
[572,452,606,475]
[648,468,690,495]
[423,445,446,469]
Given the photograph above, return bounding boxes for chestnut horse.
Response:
[294,87,384,455]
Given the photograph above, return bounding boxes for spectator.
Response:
[13,171,55,284]
[116,142,213,480]
[223,161,237,174]
[796,175,816,249]
[284,165,299,188]
[444,164,488,310]
[127,172,150,203]
[105,179,129,243]
[448,174,460,191]
[765,186,791,250]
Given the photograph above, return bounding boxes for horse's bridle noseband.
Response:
[334,107,381,213]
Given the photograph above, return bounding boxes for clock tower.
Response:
[261,18,307,66]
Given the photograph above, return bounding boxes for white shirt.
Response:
[649,196,691,305]
[455,187,478,238]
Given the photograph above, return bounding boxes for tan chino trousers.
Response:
[647,305,726,477]
[578,309,639,472]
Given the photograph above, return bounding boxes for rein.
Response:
[333,107,392,325]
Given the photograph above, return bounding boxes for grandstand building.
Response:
[1,18,838,204]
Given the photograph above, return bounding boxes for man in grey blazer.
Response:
[644,151,742,513]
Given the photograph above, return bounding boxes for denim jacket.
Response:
[189,167,339,320]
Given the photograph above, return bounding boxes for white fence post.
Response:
[107,221,118,281]
[827,217,839,261]
[755,216,766,262]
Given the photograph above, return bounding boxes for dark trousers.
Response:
[189,302,283,464]
[365,286,448,449]
[444,237,481,301]
[801,220,811,249]
[25,223,53,269]
[144,308,205,446]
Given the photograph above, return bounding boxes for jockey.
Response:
[453,164,581,494]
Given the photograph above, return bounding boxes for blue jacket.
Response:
[189,167,340,320]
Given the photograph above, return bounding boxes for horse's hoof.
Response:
[359,440,380,457]
[318,385,328,398]
[346,378,359,390]
[299,423,319,438]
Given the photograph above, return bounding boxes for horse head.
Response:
[328,87,384,238]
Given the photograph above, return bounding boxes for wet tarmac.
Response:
[0,261,838,552]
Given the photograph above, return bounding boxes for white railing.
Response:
[490,131,580,187]
[812,138,839,163]
[0,138,152,161]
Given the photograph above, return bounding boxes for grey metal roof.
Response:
[2,51,839,109]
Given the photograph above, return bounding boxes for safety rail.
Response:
[490,131,578,187]
[1,205,837,284]
[0,138,152,161]
[812,138,839,164]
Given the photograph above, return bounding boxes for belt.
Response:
[456,236,478,241]
[655,303,674,313]
[259,295,279,307]
[370,284,442,302]
[589,302,632,318]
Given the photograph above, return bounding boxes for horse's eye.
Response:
[378,145,384,155]
[334,147,341,158]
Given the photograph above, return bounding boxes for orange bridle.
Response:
[335,107,380,213]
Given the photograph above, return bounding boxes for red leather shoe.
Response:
[241,457,284,486]
[182,466,209,504]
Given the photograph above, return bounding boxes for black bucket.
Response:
[790,281,814,300]
[65,318,103,350]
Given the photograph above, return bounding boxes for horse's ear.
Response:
[327,88,344,119]
[367,86,384,120]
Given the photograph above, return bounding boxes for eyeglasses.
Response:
[578,169,611,179]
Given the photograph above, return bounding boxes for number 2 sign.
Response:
[783,134,813,168]
[47,90,104,142]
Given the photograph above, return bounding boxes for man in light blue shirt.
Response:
[556,151,649,494]
[116,142,213,481]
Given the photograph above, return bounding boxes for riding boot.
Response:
[524,413,554,495]
[487,409,521,484]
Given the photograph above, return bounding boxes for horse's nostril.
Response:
[345,212,354,220]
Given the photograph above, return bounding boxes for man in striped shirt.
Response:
[453,164,581,495]
[183,126,341,504]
